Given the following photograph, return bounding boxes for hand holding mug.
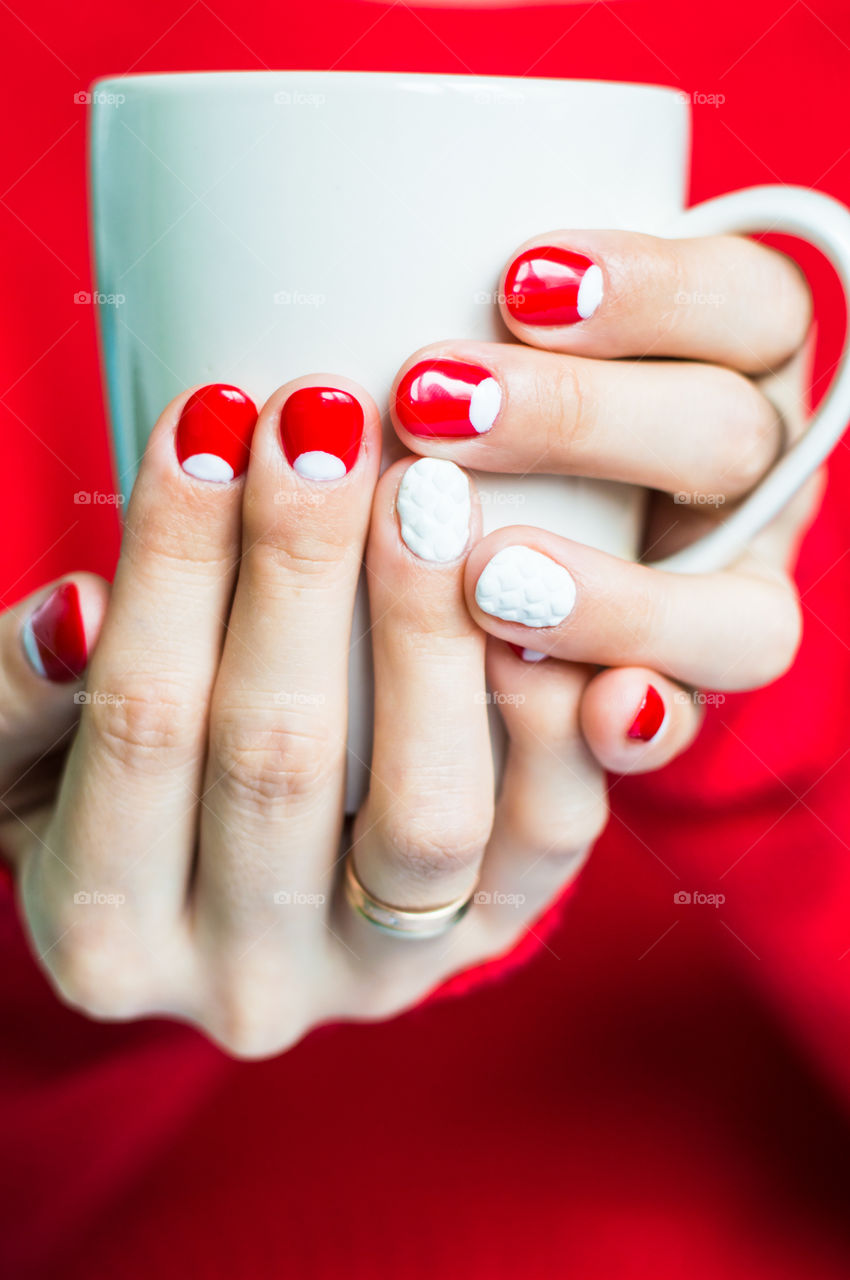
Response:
[1,223,820,1057]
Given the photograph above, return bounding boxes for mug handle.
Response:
[652,185,850,573]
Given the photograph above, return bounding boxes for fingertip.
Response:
[464,530,580,639]
[257,374,382,484]
[393,456,479,566]
[580,668,703,774]
[20,574,110,686]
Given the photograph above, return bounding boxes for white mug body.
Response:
[90,72,690,809]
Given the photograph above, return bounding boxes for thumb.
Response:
[0,575,109,776]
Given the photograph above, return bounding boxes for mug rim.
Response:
[90,69,686,105]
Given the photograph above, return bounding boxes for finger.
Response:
[579,666,705,775]
[36,384,257,926]
[640,330,824,567]
[465,527,802,691]
[498,230,812,372]
[0,575,108,870]
[0,575,108,777]
[390,341,781,501]
[470,642,605,934]
[197,378,380,958]
[347,457,493,921]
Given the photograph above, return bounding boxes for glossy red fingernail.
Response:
[504,247,602,326]
[175,384,258,482]
[23,582,87,683]
[508,642,548,663]
[279,387,363,479]
[394,359,502,438]
[627,685,665,741]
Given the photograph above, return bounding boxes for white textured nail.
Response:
[468,376,501,434]
[293,450,347,481]
[577,264,603,320]
[181,453,235,483]
[397,458,471,563]
[475,546,576,628]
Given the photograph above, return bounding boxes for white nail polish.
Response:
[576,263,603,320]
[181,453,235,482]
[468,376,501,434]
[293,450,347,480]
[397,458,471,563]
[520,647,547,662]
[475,546,576,628]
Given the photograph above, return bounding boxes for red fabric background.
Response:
[3,1,850,1276]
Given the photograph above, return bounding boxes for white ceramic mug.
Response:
[90,72,850,810]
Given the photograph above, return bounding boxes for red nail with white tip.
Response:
[503,247,603,327]
[279,387,363,480]
[394,359,502,438]
[175,384,258,482]
[22,582,87,683]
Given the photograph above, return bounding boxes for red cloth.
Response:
[3,1,850,1276]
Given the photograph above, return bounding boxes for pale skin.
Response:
[0,230,818,1058]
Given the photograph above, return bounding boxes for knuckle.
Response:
[509,792,608,868]
[206,974,306,1061]
[84,680,200,770]
[774,257,814,358]
[542,358,592,454]
[718,377,781,497]
[751,584,803,683]
[502,688,582,746]
[212,710,340,806]
[48,933,150,1020]
[616,573,665,655]
[243,509,361,580]
[374,807,493,884]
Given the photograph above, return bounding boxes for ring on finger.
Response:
[343,853,475,940]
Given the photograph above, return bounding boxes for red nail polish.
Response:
[175,384,258,482]
[394,359,502,438]
[23,583,87,682]
[504,247,603,326]
[279,387,363,480]
[627,685,665,741]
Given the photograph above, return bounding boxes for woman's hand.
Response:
[389,228,818,741]
[0,379,610,1056]
[0,228,818,1059]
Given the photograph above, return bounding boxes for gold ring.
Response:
[344,854,474,940]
